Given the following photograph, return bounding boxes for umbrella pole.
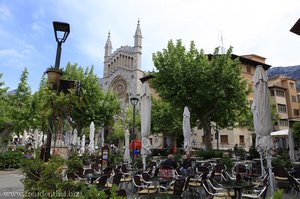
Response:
[266,153,275,193]
[259,152,265,177]
[142,156,146,171]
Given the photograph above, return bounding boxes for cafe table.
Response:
[138,193,183,199]
[220,181,255,199]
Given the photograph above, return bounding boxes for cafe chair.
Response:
[84,168,95,176]
[233,163,248,178]
[207,174,235,198]
[159,165,180,180]
[196,165,210,175]
[120,164,132,189]
[105,173,122,188]
[161,178,186,196]
[95,175,109,189]
[151,167,160,179]
[102,167,113,176]
[241,183,268,199]
[91,163,100,173]
[132,175,158,195]
[202,179,232,199]
[251,173,268,189]
[141,172,156,189]
[74,167,86,181]
[213,164,226,182]
[288,174,300,196]
[202,162,212,169]
[221,170,236,182]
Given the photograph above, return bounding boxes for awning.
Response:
[271,129,288,137]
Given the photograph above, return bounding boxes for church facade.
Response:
[99,21,145,107]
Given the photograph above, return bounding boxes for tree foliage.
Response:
[151,40,250,149]
[62,63,121,135]
[0,73,10,130]
[151,97,182,136]
[7,68,32,135]
[292,121,300,146]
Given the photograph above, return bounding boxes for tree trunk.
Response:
[203,125,212,150]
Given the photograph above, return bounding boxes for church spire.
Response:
[104,31,112,77]
[104,31,112,60]
[133,19,142,70]
[134,19,142,49]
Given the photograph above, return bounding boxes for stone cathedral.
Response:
[99,21,145,107]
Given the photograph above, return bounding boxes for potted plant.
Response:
[45,66,63,86]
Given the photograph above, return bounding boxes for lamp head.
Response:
[130,97,139,106]
[290,18,300,36]
[53,21,70,43]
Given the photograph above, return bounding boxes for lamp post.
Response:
[43,21,70,162]
[130,97,139,162]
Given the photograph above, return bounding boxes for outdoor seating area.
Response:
[57,153,300,199]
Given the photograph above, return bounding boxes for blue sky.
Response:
[1,0,300,92]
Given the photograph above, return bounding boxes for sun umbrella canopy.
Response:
[288,128,296,161]
[252,65,273,152]
[140,82,152,158]
[72,129,78,146]
[80,135,85,155]
[124,129,131,163]
[252,65,274,192]
[183,106,192,155]
[88,121,95,153]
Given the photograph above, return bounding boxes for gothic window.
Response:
[110,77,127,100]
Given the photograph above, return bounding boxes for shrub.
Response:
[109,150,124,167]
[195,149,223,160]
[21,155,126,198]
[67,155,83,173]
[272,149,293,169]
[217,157,234,171]
[0,150,23,169]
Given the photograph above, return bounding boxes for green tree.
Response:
[151,97,181,136]
[292,121,300,146]
[152,40,249,149]
[0,73,12,151]
[62,63,121,135]
[0,73,10,129]
[8,68,32,136]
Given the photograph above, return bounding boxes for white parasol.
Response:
[140,82,152,170]
[124,129,131,163]
[288,127,296,161]
[80,134,85,155]
[183,106,192,155]
[88,121,95,154]
[72,129,78,146]
[252,65,274,192]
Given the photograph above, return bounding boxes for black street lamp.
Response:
[43,21,70,162]
[53,21,70,70]
[130,97,139,162]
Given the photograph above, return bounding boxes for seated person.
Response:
[179,154,192,175]
[162,154,178,169]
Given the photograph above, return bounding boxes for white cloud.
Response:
[0,4,12,21]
